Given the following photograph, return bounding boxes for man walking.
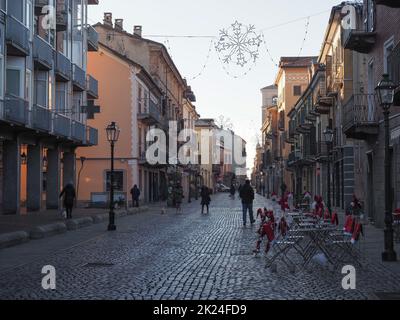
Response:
[239,179,255,226]
[130,185,140,207]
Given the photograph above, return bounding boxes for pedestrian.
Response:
[238,184,242,198]
[239,179,255,226]
[200,186,211,214]
[174,183,184,214]
[230,183,236,199]
[59,182,76,219]
[288,192,294,211]
[130,184,140,207]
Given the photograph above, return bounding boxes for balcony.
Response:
[315,141,329,163]
[6,15,30,56]
[375,0,400,7]
[315,96,334,114]
[3,94,29,125]
[287,152,298,168]
[55,51,71,82]
[32,104,51,132]
[137,99,161,125]
[86,75,99,99]
[262,150,272,169]
[343,28,376,54]
[343,94,379,140]
[388,43,400,106]
[278,111,285,131]
[33,35,54,70]
[53,113,71,137]
[71,121,86,142]
[86,126,98,146]
[87,25,99,52]
[72,64,86,91]
[56,2,67,32]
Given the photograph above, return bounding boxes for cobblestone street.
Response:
[0,194,399,300]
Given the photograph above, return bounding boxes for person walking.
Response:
[200,186,211,214]
[59,182,76,219]
[230,183,236,199]
[174,183,184,214]
[130,185,140,207]
[239,179,255,226]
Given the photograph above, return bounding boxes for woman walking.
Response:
[59,182,76,219]
[201,186,211,214]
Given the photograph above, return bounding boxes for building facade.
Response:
[0,0,99,214]
[344,0,400,226]
[76,14,199,206]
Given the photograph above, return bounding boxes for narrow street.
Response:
[0,193,399,300]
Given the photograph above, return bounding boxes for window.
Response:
[293,85,302,96]
[384,37,394,75]
[366,0,375,32]
[105,171,124,192]
[34,71,48,107]
[56,82,67,113]
[6,69,22,96]
[1,0,5,12]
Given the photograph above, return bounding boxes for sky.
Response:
[88,0,342,172]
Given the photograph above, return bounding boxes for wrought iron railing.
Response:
[33,35,54,69]
[53,113,71,137]
[3,94,29,125]
[343,94,379,131]
[32,104,51,131]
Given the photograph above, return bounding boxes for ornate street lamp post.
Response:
[323,127,334,216]
[106,122,120,231]
[375,74,397,262]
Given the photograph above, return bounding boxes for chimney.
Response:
[115,19,123,31]
[103,12,112,26]
[134,25,142,37]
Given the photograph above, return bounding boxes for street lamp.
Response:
[323,127,334,216]
[375,74,397,262]
[106,121,120,231]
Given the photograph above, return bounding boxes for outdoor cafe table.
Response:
[285,222,339,269]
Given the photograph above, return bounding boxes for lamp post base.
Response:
[108,224,117,231]
[382,250,397,262]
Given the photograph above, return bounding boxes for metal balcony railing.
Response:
[33,35,54,70]
[343,94,379,131]
[72,64,86,91]
[55,51,72,81]
[71,120,86,141]
[6,15,30,56]
[87,75,99,99]
[32,104,51,132]
[87,25,99,51]
[138,99,161,124]
[3,94,29,125]
[53,113,71,137]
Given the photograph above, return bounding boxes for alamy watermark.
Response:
[144,123,247,176]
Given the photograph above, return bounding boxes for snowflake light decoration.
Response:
[215,21,262,68]
[216,115,234,131]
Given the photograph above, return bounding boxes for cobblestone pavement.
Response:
[0,194,399,300]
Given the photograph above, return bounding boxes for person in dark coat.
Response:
[230,183,236,199]
[239,179,255,226]
[59,182,76,219]
[200,186,211,214]
[130,185,140,207]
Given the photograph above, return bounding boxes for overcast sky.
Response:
[88,0,342,172]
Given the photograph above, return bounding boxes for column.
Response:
[46,147,60,209]
[27,144,43,212]
[2,140,21,214]
[63,151,76,188]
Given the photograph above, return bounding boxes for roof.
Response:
[279,56,318,68]
[261,84,277,90]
